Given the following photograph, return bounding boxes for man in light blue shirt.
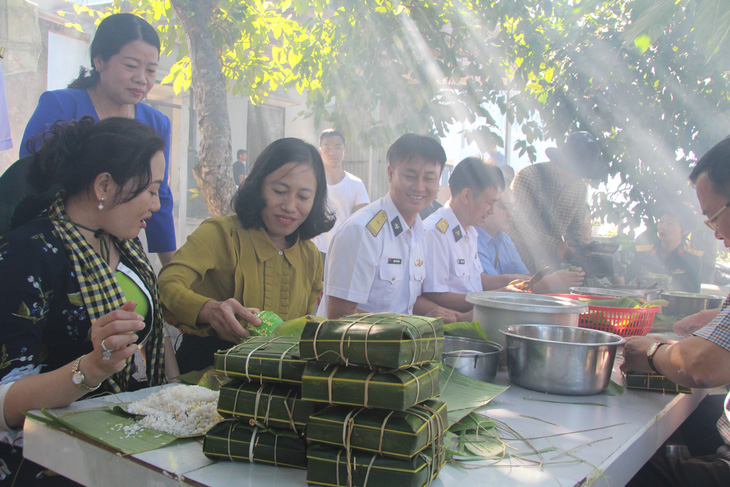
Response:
[477,188,529,276]
[478,188,585,292]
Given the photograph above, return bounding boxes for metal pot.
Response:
[466,292,588,349]
[569,286,643,300]
[661,292,725,318]
[500,324,625,395]
[442,336,502,383]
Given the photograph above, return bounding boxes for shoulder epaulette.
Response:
[366,210,388,237]
[683,246,704,257]
[635,244,653,252]
[436,218,449,234]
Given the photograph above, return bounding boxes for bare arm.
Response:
[164,336,180,381]
[413,296,471,323]
[531,269,585,294]
[674,308,722,336]
[4,302,143,429]
[621,335,730,388]
[327,296,362,319]
[421,292,472,313]
[481,273,528,291]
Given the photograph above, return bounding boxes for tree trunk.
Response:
[170,0,235,217]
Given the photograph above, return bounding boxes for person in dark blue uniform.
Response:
[633,204,702,293]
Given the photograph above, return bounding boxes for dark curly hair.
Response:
[232,138,335,244]
[30,116,165,205]
[68,13,161,90]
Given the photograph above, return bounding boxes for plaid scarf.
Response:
[48,197,166,392]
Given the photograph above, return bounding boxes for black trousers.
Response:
[627,452,730,487]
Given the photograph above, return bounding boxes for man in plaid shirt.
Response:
[623,137,730,486]
[508,132,608,273]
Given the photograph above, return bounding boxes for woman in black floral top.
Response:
[0,116,177,485]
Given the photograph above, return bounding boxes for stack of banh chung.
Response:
[203,335,317,469]
[299,313,447,487]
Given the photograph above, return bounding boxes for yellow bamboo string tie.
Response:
[232,381,246,421]
[338,313,376,366]
[273,431,279,466]
[408,407,432,455]
[423,318,439,362]
[282,388,298,433]
[311,319,328,361]
[222,342,243,378]
[263,385,275,426]
[244,339,272,382]
[251,383,265,427]
[327,365,340,404]
[361,454,378,487]
[335,449,344,487]
[248,425,259,463]
[226,420,237,461]
[377,410,395,456]
[419,451,436,485]
[404,320,418,367]
[363,370,377,408]
[341,408,361,478]
[278,342,297,382]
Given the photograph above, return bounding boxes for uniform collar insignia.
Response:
[391,216,403,237]
[452,225,463,242]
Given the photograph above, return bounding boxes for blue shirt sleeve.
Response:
[477,227,499,275]
[137,106,176,252]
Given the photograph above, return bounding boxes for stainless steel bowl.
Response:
[500,324,625,395]
[442,336,502,383]
[661,292,725,318]
[569,286,642,299]
[466,292,588,348]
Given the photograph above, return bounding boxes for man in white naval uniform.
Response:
[421,157,505,312]
[321,133,464,322]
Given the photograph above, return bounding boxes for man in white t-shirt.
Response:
[312,129,370,262]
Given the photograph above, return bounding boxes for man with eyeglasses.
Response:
[623,137,730,486]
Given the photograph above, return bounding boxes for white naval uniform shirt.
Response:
[320,193,426,317]
[422,204,483,294]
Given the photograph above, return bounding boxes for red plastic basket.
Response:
[550,294,660,337]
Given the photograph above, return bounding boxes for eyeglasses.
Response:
[704,202,730,231]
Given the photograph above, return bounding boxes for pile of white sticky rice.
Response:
[126,385,223,437]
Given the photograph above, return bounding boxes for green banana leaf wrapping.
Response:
[306,400,447,460]
[203,421,307,469]
[299,313,444,370]
[213,336,307,385]
[217,381,325,434]
[301,362,440,411]
[622,371,693,394]
[306,443,445,487]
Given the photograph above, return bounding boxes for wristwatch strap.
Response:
[72,355,101,392]
[647,342,666,374]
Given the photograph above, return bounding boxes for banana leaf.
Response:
[438,365,508,428]
[306,400,447,460]
[301,362,440,411]
[271,315,323,337]
[299,313,443,370]
[217,381,324,434]
[203,421,307,469]
[443,321,489,341]
[214,336,307,385]
[24,406,179,455]
[306,443,446,487]
[622,371,692,394]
